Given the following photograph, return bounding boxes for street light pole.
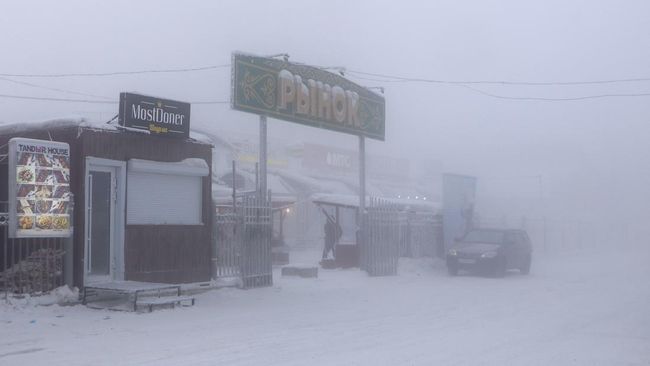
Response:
[359,136,366,217]
[538,174,547,252]
[358,135,366,263]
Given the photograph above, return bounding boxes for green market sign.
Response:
[231,52,385,141]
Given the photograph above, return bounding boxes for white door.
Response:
[85,166,116,283]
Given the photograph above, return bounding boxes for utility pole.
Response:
[538,174,547,252]
[359,136,366,216]
[259,115,267,199]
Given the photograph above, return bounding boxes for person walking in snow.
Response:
[322,216,342,260]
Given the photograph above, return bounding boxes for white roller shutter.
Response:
[126,159,208,225]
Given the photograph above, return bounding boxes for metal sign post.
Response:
[358,135,366,246]
[259,115,268,198]
[230,52,386,269]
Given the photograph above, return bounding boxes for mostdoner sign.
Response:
[119,92,191,138]
[231,53,386,141]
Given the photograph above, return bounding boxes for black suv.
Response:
[446,228,532,276]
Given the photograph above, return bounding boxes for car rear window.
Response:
[463,230,505,244]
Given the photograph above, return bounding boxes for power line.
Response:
[5,61,650,86]
[0,94,117,104]
[3,62,650,103]
[458,84,650,101]
[345,74,407,84]
[0,64,230,78]
[192,100,230,105]
[0,93,230,105]
[346,69,650,86]
[346,73,650,101]
[0,76,113,100]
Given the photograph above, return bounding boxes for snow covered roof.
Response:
[191,128,235,149]
[367,180,433,201]
[311,193,362,209]
[212,171,297,204]
[275,170,357,196]
[0,116,115,135]
[311,193,440,212]
[0,117,213,147]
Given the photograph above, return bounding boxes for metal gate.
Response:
[1,201,68,298]
[398,211,443,258]
[213,194,273,289]
[360,197,400,276]
[213,207,241,279]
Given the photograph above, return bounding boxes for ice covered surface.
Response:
[0,118,216,145]
[1,285,79,309]
[1,246,648,365]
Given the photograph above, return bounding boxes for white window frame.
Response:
[84,157,126,284]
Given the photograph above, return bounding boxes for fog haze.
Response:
[2,2,650,365]
[1,0,649,230]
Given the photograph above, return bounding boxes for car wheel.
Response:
[492,257,507,278]
[520,254,532,275]
[447,260,459,276]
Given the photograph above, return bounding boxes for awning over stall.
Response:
[311,193,440,212]
[212,171,296,206]
[275,170,357,197]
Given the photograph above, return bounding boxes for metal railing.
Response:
[1,201,67,299]
[360,197,401,276]
[239,194,273,288]
[360,199,444,276]
[213,193,273,289]
[398,211,443,258]
[213,206,242,279]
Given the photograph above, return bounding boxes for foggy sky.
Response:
[1,0,649,229]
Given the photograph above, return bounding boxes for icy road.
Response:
[1,246,649,366]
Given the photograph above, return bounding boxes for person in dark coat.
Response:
[322,218,342,260]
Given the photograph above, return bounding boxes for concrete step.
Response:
[281,265,318,278]
[83,281,189,312]
[136,296,195,312]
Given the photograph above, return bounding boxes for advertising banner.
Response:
[8,138,72,238]
[119,92,191,138]
[301,143,409,180]
[442,174,477,252]
[301,143,358,174]
[232,52,386,140]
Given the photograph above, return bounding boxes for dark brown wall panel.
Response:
[1,126,213,287]
[81,129,213,285]
[125,225,211,283]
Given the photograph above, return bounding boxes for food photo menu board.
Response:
[8,138,72,238]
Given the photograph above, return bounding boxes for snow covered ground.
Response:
[1,245,649,366]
